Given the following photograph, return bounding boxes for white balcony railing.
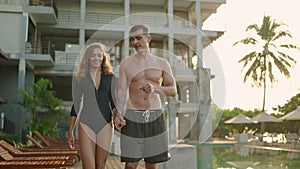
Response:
[58,11,195,28]
[0,0,22,5]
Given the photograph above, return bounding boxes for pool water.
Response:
[195,144,300,169]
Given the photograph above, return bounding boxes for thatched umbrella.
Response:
[225,114,253,133]
[280,107,300,120]
[225,114,253,124]
[251,112,282,133]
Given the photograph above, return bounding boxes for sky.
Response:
[202,0,300,112]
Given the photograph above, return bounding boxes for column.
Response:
[195,0,212,142]
[168,0,174,65]
[16,7,28,136]
[123,0,130,58]
[195,0,202,67]
[167,0,176,143]
[79,0,86,48]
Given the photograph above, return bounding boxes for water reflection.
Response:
[195,144,300,169]
[226,161,260,169]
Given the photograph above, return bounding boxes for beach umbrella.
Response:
[225,114,253,133]
[251,112,282,123]
[225,114,253,124]
[280,107,300,120]
[251,112,282,133]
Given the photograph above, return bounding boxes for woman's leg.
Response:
[95,122,114,169]
[78,123,96,169]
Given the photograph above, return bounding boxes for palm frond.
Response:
[233,37,258,46]
[277,51,297,64]
[272,31,292,41]
[243,59,262,87]
[246,24,259,32]
[271,53,291,78]
[259,16,273,40]
[238,51,257,64]
[280,44,300,50]
[270,22,282,33]
[267,61,276,84]
[269,51,293,68]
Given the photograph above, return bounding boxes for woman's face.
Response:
[89,47,103,69]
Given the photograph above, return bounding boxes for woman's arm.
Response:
[68,105,77,150]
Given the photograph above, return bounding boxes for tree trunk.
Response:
[262,55,267,112]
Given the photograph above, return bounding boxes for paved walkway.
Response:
[66,154,145,169]
[66,139,299,169]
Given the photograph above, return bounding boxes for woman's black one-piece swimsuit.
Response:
[72,73,116,133]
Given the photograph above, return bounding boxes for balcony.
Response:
[24,41,55,67]
[24,0,58,24]
[54,51,78,66]
[58,11,195,29]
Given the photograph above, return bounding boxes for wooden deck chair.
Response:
[33,131,51,146]
[33,131,79,151]
[24,134,72,151]
[0,160,67,169]
[25,134,44,149]
[0,145,75,166]
[0,140,78,157]
[33,131,71,148]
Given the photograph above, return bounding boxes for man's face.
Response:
[130,29,151,52]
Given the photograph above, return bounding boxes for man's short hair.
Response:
[130,24,150,34]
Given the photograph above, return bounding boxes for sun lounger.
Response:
[33,131,51,146]
[0,140,78,157]
[0,160,66,169]
[0,143,76,168]
[25,134,44,149]
[0,145,69,161]
[33,131,73,148]
[0,145,76,166]
[23,134,72,151]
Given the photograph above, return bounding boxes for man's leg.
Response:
[125,162,139,169]
[121,110,143,167]
[145,163,157,169]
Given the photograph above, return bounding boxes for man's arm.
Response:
[114,60,127,130]
[154,59,177,97]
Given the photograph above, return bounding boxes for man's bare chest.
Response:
[126,65,163,83]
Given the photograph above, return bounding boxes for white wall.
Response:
[0,13,23,53]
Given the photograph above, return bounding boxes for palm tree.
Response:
[233,15,299,112]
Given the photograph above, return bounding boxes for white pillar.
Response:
[195,0,202,67]
[124,0,130,58]
[195,0,212,142]
[79,0,86,48]
[168,0,174,65]
[167,0,177,143]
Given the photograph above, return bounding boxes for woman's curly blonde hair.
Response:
[76,42,113,80]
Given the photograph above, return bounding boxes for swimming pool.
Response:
[195,144,300,169]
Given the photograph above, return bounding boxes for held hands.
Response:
[113,109,126,130]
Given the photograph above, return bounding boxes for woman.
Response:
[68,42,116,169]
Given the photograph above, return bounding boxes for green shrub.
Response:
[17,78,68,136]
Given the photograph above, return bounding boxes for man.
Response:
[114,24,177,169]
